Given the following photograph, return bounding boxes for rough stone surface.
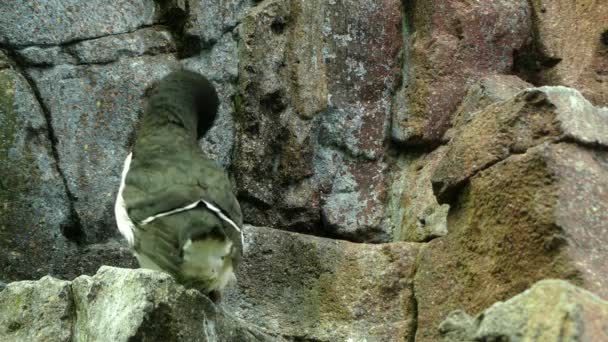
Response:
[0,0,157,47]
[516,0,608,107]
[27,54,179,243]
[0,267,276,342]
[233,0,402,241]
[185,0,255,47]
[433,86,608,203]
[16,27,176,66]
[392,0,532,145]
[445,75,533,141]
[0,67,74,282]
[440,280,608,342]
[415,143,608,342]
[389,146,449,242]
[224,225,420,341]
[0,276,73,342]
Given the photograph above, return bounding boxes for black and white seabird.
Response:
[115,70,243,297]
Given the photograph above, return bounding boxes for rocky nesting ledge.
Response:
[1,0,607,341]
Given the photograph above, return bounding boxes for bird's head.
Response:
[145,70,219,139]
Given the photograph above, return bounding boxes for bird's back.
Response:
[115,70,242,294]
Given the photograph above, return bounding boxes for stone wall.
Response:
[1,0,607,341]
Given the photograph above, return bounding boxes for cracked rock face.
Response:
[0,0,157,47]
[1,1,608,341]
[413,84,608,342]
[224,225,420,341]
[0,67,74,282]
[232,0,402,242]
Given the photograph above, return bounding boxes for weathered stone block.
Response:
[433,86,608,202]
[389,146,449,242]
[232,0,402,241]
[0,276,73,342]
[392,0,531,145]
[0,267,276,342]
[0,0,157,46]
[224,225,420,341]
[518,0,608,106]
[415,143,608,341]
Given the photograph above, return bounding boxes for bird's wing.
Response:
[122,150,243,252]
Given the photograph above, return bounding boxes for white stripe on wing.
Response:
[140,199,243,246]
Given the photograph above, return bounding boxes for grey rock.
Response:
[0,0,157,47]
[0,276,73,342]
[185,0,256,46]
[67,27,176,65]
[540,86,608,147]
[0,68,76,282]
[15,46,75,66]
[16,27,176,66]
[0,267,276,342]
[224,225,420,341]
[440,280,608,342]
[27,54,180,243]
[72,267,274,342]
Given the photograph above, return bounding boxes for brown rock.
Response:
[516,0,608,106]
[445,75,533,141]
[415,143,608,341]
[233,0,402,241]
[440,279,608,342]
[433,86,608,203]
[224,225,421,341]
[392,0,532,145]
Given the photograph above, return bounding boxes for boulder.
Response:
[433,86,608,202]
[415,143,608,341]
[0,267,276,342]
[440,279,608,342]
[224,225,420,341]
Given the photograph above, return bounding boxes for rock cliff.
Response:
[1,0,607,341]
